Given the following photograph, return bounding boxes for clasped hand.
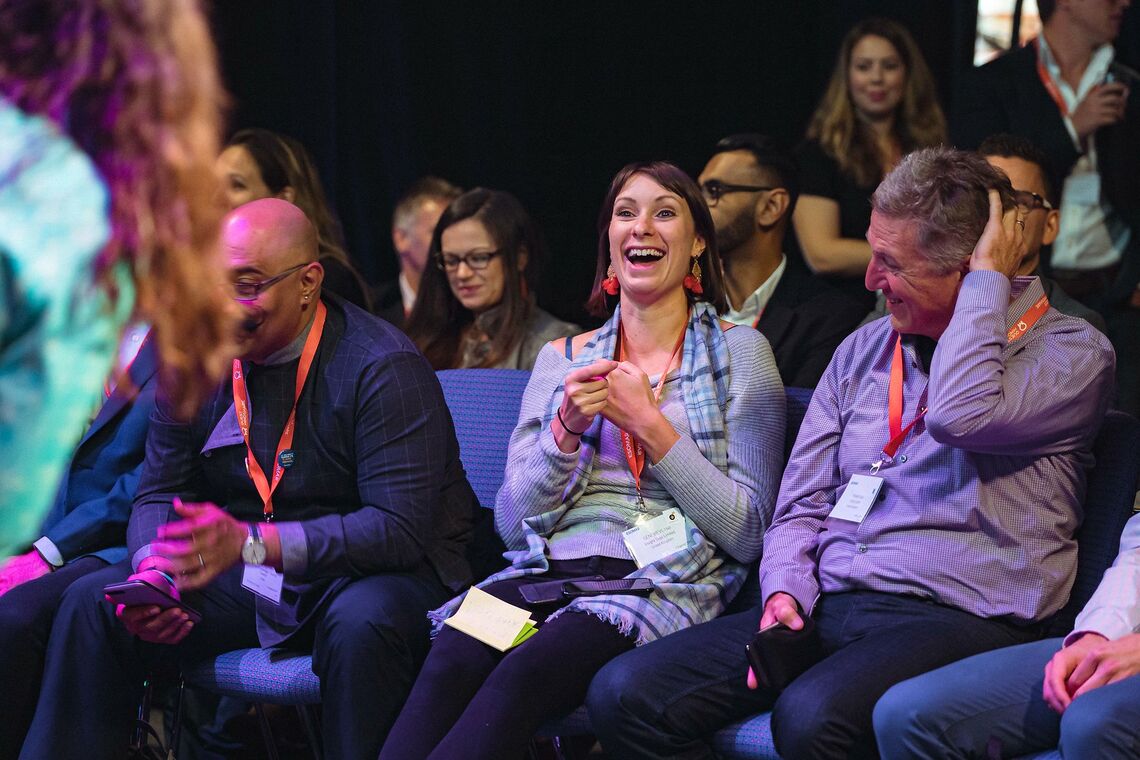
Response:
[560,359,661,436]
[1043,632,1140,713]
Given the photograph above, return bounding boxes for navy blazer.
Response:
[756,263,869,389]
[129,296,475,646]
[953,43,1140,303]
[39,335,158,565]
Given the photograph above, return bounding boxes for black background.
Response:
[211,0,1139,325]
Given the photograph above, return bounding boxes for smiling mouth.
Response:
[625,247,665,264]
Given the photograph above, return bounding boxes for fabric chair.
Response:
[169,369,529,758]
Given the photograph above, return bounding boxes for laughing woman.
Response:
[379,162,785,760]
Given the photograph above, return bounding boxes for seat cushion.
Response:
[182,648,321,705]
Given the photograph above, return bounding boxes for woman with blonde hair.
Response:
[793,17,947,308]
[0,0,231,555]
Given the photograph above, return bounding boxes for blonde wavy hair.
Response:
[0,0,232,417]
[806,17,947,188]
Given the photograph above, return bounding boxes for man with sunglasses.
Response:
[20,199,476,760]
[698,134,867,388]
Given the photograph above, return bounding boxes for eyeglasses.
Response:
[231,263,308,302]
[700,180,775,207]
[1012,190,1053,213]
[436,250,501,272]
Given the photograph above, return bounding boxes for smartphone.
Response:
[103,578,202,624]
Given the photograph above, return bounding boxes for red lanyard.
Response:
[232,301,327,519]
[1034,37,1070,117]
[751,308,765,330]
[880,293,1050,465]
[617,319,687,500]
[1007,294,1050,343]
[882,336,927,462]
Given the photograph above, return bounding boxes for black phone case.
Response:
[744,617,822,691]
[103,579,203,624]
[518,575,606,605]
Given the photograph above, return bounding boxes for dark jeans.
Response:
[19,559,447,760]
[379,556,638,760]
[0,556,107,760]
[587,591,1044,760]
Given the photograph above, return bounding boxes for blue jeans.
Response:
[874,636,1140,759]
[587,591,1041,760]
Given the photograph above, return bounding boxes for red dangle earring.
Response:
[602,263,620,295]
[683,256,704,295]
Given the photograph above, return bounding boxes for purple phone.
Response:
[103,578,202,624]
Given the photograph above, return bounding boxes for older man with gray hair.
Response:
[587,147,1115,759]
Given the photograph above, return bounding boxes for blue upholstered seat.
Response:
[181,647,321,704]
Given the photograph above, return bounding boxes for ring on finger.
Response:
[197,552,205,569]
[1015,218,1025,229]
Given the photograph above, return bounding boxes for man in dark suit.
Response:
[0,329,155,758]
[21,199,475,760]
[697,134,867,388]
[953,0,1140,411]
[372,176,462,328]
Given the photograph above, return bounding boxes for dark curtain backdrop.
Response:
[210,0,1091,325]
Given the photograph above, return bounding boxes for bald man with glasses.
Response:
[20,199,477,760]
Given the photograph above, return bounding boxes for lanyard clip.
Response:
[870,459,885,474]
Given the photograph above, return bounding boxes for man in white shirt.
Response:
[876,509,1140,758]
[953,0,1140,412]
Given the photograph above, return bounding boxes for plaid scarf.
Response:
[429,300,749,646]
[546,300,731,495]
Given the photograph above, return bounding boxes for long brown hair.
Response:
[585,161,728,317]
[225,128,350,265]
[0,0,232,416]
[806,17,947,188]
[406,188,542,370]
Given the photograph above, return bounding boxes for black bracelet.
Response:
[557,408,587,436]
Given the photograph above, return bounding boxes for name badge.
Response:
[827,474,884,523]
[622,508,689,568]
[242,564,284,604]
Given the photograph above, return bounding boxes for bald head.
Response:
[225,198,325,363]
[223,197,319,267]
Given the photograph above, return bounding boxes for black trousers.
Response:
[588,590,1045,760]
[0,556,107,759]
[380,556,638,760]
[19,559,447,760]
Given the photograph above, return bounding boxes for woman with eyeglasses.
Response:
[217,128,372,311]
[379,162,785,760]
[793,17,947,309]
[404,187,578,370]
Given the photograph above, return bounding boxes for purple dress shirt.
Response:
[760,271,1115,623]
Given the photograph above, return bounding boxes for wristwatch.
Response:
[241,523,267,565]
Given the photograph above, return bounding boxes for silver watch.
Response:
[241,523,267,565]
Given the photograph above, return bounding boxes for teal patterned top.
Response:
[0,98,132,556]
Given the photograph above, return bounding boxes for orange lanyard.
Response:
[232,301,326,520]
[617,319,687,503]
[1034,38,1070,117]
[877,293,1050,468]
[751,308,765,330]
[880,335,928,466]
